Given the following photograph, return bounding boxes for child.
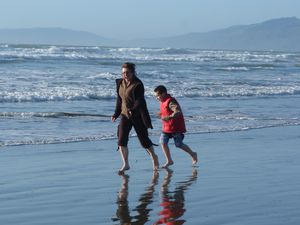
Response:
[154,85,198,168]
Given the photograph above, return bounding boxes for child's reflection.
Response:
[154,169,198,225]
[112,171,159,225]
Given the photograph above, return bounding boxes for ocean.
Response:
[1,44,300,147]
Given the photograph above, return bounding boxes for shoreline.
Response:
[1,123,300,148]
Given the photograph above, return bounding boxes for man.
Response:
[112,62,159,174]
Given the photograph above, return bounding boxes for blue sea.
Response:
[1,44,300,147]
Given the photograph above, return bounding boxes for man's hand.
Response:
[128,110,132,117]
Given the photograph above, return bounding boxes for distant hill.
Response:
[128,17,300,52]
[0,27,116,46]
[1,17,300,51]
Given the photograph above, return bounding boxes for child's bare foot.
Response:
[118,164,130,175]
[162,160,174,168]
[191,152,198,165]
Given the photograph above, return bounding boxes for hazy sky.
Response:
[1,0,300,39]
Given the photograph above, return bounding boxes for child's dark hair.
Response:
[154,85,167,94]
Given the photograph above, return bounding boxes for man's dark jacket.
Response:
[113,77,153,129]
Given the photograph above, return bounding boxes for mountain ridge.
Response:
[1,17,299,51]
[0,27,115,46]
[128,17,300,51]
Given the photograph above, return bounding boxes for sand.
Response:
[1,125,300,225]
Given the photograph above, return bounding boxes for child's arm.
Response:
[162,100,181,121]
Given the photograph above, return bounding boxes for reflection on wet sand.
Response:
[154,169,198,225]
[112,169,198,225]
[112,171,159,225]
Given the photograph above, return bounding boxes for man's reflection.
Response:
[154,169,198,225]
[114,174,130,224]
[112,171,159,225]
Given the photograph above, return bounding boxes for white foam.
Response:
[0,87,116,103]
[0,134,116,147]
[2,45,296,63]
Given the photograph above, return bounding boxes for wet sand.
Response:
[1,126,300,225]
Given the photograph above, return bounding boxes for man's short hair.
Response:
[122,62,136,74]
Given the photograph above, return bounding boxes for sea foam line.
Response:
[0,134,116,147]
[1,45,297,63]
[1,85,300,103]
[1,123,299,147]
[0,112,111,119]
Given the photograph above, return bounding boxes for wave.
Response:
[0,112,111,119]
[188,123,300,135]
[0,134,116,147]
[175,86,300,98]
[1,123,299,147]
[1,45,299,63]
[0,90,115,103]
[1,85,300,103]
[216,63,275,71]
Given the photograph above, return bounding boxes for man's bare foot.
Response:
[152,170,159,184]
[162,160,174,168]
[118,164,130,175]
[152,154,159,171]
[191,152,198,165]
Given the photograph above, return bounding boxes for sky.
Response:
[1,0,300,40]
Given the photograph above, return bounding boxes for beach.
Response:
[1,44,299,224]
[1,125,300,225]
